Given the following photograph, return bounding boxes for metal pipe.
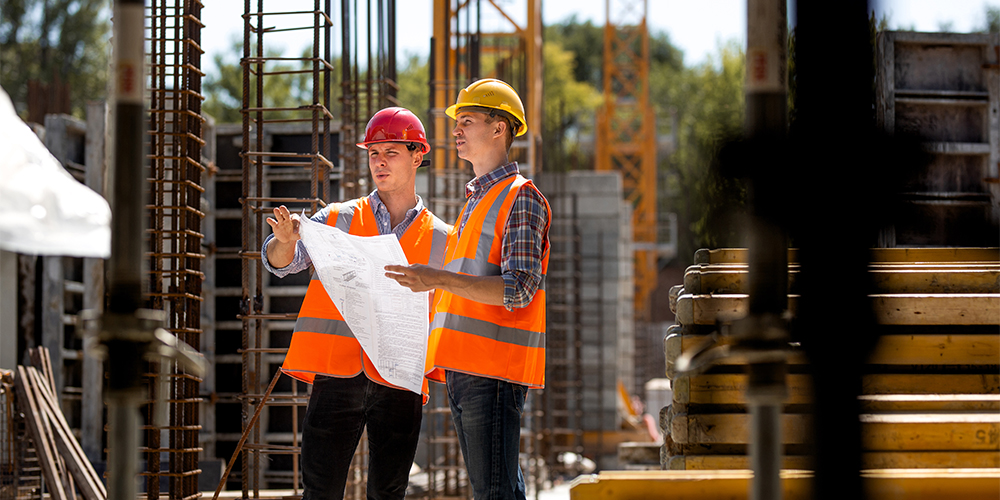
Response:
[744,2,788,500]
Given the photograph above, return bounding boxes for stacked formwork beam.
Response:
[145,1,207,498]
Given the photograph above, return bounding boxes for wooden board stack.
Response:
[12,347,106,500]
[661,247,1000,470]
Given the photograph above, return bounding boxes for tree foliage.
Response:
[981,5,1000,33]
[0,0,111,119]
[545,17,744,262]
[659,42,746,260]
[394,53,430,129]
[202,39,431,128]
[202,38,325,124]
[540,40,602,171]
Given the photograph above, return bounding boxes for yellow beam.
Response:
[667,452,1000,470]
[683,267,1000,295]
[570,469,1000,500]
[665,333,1000,376]
[674,293,1000,325]
[668,412,1000,449]
[694,247,999,265]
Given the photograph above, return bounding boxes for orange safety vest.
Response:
[281,197,450,401]
[425,174,551,388]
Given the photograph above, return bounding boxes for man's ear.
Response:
[493,119,507,139]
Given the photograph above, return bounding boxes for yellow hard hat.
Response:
[445,78,528,137]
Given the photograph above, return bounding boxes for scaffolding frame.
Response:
[596,0,657,322]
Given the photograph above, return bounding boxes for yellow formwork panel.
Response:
[569,469,1000,500]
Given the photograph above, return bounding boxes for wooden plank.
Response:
[664,332,808,380]
[665,454,812,471]
[670,412,1000,450]
[674,374,998,410]
[869,334,999,365]
[862,374,1000,395]
[863,451,1000,469]
[670,413,811,445]
[863,468,1000,500]
[873,294,1000,325]
[666,452,1000,470]
[861,413,1000,451]
[570,469,1000,500]
[869,269,1000,294]
[859,394,1000,412]
[665,332,997,376]
[28,368,107,500]
[685,268,999,295]
[14,366,69,500]
[672,374,813,405]
[81,101,106,464]
[569,470,814,500]
[692,247,999,265]
[676,293,1000,325]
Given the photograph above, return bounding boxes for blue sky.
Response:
[200,0,997,69]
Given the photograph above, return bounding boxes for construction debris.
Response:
[12,348,106,500]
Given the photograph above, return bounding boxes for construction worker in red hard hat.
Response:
[385,79,550,500]
[263,106,450,500]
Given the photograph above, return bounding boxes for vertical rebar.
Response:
[145,0,207,497]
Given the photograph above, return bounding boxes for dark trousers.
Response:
[301,374,422,500]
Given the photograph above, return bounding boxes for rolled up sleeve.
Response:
[500,187,548,311]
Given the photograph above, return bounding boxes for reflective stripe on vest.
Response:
[281,197,449,400]
[426,175,551,389]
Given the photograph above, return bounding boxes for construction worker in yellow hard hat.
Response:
[385,79,550,500]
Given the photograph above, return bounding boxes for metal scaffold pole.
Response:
[742,2,789,500]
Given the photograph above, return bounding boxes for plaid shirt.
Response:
[262,190,423,277]
[459,162,549,311]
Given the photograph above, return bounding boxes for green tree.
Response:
[202,38,337,124]
[659,41,747,261]
[394,52,430,129]
[0,0,110,119]
[541,40,602,171]
[981,5,1000,33]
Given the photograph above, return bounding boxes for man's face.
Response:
[451,110,495,161]
[367,142,419,196]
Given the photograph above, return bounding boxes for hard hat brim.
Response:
[356,140,431,155]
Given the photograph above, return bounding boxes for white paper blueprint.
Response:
[297,214,429,394]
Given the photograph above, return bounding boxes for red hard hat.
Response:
[356,107,430,154]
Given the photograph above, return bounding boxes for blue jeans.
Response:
[446,371,528,500]
[301,374,422,500]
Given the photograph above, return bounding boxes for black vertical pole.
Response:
[792,2,880,499]
[744,2,788,500]
[107,1,148,500]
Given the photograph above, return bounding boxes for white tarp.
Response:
[0,86,111,257]
[297,215,430,394]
